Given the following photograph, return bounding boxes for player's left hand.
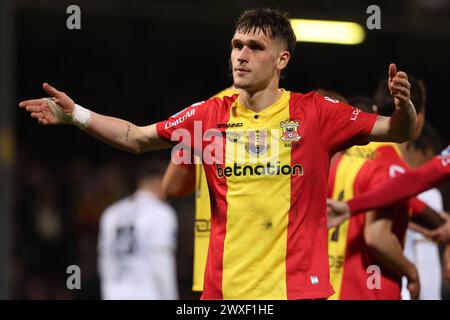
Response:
[408,222,432,239]
[388,63,412,109]
[326,199,350,228]
[429,213,450,244]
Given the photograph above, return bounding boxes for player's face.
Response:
[231,29,289,91]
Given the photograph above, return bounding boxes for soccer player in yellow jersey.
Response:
[162,87,239,294]
[20,8,417,299]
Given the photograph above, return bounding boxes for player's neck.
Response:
[398,142,408,157]
[238,86,283,113]
[138,182,163,199]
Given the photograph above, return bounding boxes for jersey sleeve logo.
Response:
[170,101,205,118]
[165,108,196,130]
[350,107,362,121]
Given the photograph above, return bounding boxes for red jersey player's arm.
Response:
[364,208,420,299]
[411,204,446,230]
[162,162,196,199]
[348,157,450,214]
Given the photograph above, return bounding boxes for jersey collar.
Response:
[234,89,290,118]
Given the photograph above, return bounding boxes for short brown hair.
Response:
[235,8,297,56]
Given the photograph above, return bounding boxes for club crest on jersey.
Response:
[280,120,301,146]
[245,130,269,155]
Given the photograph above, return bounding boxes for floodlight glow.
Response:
[290,19,365,45]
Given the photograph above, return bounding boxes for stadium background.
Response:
[1,0,449,299]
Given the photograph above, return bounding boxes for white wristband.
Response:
[72,104,91,129]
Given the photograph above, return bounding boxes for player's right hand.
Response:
[387,63,412,110]
[19,83,75,125]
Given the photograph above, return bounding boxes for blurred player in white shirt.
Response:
[401,123,444,300]
[98,160,178,300]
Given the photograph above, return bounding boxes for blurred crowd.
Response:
[11,147,196,299]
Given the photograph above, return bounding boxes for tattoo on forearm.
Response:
[125,123,131,142]
[376,116,385,122]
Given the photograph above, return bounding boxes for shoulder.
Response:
[373,148,408,179]
[210,87,239,99]
[289,91,316,104]
[100,197,130,225]
[292,91,352,115]
[376,145,405,164]
[102,197,130,216]
[137,195,177,224]
[354,144,404,174]
[184,94,238,118]
[282,91,320,117]
[208,94,238,109]
[294,91,343,104]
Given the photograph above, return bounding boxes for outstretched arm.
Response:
[369,63,417,143]
[327,154,450,231]
[19,83,172,153]
[347,157,449,214]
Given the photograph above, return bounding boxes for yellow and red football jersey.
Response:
[328,142,411,300]
[192,87,239,292]
[157,90,377,299]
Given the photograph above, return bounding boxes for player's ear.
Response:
[277,50,290,71]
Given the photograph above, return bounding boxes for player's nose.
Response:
[237,46,250,63]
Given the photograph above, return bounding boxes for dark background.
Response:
[7,0,450,299]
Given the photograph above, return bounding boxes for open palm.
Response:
[19,83,75,125]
